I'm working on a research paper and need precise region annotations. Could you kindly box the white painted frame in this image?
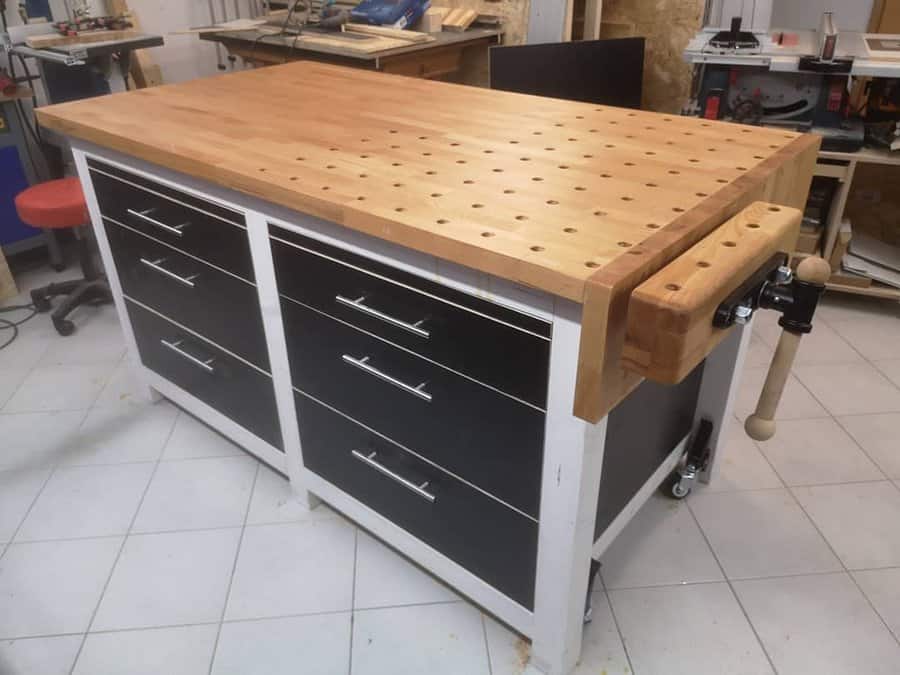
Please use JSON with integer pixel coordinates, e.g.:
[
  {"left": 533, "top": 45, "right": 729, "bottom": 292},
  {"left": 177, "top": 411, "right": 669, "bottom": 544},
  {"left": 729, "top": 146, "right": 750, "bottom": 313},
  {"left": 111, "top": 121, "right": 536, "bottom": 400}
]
[{"left": 72, "top": 142, "right": 749, "bottom": 675}]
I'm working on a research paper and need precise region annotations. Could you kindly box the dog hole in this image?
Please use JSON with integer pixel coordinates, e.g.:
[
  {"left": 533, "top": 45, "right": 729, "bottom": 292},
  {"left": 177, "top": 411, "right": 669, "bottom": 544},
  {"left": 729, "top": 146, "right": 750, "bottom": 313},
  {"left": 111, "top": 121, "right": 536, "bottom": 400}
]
[
  {"left": 722, "top": 240, "right": 737, "bottom": 247},
  {"left": 665, "top": 283, "right": 681, "bottom": 291},
  {"left": 697, "top": 261, "right": 711, "bottom": 268},
  {"left": 530, "top": 245, "right": 544, "bottom": 252}
]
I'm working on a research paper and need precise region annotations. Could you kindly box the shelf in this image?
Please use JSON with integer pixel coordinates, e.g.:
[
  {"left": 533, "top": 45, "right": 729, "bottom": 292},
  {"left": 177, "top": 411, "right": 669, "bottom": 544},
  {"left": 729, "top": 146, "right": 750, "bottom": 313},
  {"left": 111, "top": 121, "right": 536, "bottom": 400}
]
[
  {"left": 826, "top": 278, "right": 900, "bottom": 300},
  {"left": 819, "top": 146, "right": 900, "bottom": 167}
]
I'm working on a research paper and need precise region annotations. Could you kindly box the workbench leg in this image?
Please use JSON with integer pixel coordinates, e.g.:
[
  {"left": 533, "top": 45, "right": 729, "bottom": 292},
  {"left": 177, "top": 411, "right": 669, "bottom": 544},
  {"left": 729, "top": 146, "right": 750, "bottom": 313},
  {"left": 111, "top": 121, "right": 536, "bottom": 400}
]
[
  {"left": 244, "top": 211, "right": 320, "bottom": 509},
  {"left": 529, "top": 300, "right": 607, "bottom": 675},
  {"left": 696, "top": 322, "right": 752, "bottom": 485},
  {"left": 72, "top": 149, "right": 164, "bottom": 408},
  {"left": 293, "top": 486, "right": 323, "bottom": 510}
]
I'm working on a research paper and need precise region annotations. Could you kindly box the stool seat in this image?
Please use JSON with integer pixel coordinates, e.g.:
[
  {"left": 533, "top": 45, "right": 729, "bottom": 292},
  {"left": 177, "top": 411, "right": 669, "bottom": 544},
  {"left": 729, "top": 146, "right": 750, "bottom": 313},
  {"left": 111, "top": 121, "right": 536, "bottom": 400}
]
[{"left": 15, "top": 177, "right": 88, "bottom": 230}]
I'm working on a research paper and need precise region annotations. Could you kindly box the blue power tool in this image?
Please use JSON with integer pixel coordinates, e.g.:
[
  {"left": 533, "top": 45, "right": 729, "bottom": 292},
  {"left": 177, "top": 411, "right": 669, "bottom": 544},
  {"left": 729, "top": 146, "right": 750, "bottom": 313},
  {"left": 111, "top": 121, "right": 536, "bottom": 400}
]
[{"left": 350, "top": 0, "right": 430, "bottom": 29}]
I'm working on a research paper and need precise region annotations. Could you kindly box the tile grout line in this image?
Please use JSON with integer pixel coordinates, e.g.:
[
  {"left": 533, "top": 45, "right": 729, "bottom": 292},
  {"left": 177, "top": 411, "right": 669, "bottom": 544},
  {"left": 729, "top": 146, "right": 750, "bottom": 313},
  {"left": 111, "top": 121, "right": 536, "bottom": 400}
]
[
  {"left": 0, "top": 407, "right": 93, "bottom": 562},
  {"left": 683, "top": 499, "right": 781, "bottom": 675},
  {"left": 66, "top": 399, "right": 178, "bottom": 675},
  {"left": 784, "top": 480, "right": 900, "bottom": 650},
  {"left": 347, "top": 527, "right": 359, "bottom": 675},
  {"left": 599, "top": 565, "right": 900, "bottom": 594},
  {"left": 480, "top": 613, "right": 494, "bottom": 675},
  {"left": 830, "top": 414, "right": 896, "bottom": 483},
  {"left": 207, "top": 460, "right": 261, "bottom": 675},
  {"left": 599, "top": 582, "right": 636, "bottom": 675}
]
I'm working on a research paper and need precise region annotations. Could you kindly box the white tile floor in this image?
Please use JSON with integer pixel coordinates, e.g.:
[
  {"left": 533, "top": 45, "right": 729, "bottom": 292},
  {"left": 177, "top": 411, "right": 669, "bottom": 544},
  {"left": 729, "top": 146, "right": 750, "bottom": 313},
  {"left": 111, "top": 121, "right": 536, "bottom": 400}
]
[{"left": 2, "top": 265, "right": 900, "bottom": 675}]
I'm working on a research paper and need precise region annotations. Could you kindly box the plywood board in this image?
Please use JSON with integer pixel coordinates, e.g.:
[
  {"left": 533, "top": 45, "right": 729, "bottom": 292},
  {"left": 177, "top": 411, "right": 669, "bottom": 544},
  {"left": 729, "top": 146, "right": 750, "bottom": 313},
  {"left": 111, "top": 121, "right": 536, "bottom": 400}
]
[
  {"left": 36, "top": 62, "right": 818, "bottom": 421},
  {"left": 25, "top": 29, "right": 142, "bottom": 49},
  {"left": 443, "top": 8, "right": 477, "bottom": 31},
  {"left": 0, "top": 249, "right": 17, "bottom": 303},
  {"left": 345, "top": 24, "right": 434, "bottom": 42}
]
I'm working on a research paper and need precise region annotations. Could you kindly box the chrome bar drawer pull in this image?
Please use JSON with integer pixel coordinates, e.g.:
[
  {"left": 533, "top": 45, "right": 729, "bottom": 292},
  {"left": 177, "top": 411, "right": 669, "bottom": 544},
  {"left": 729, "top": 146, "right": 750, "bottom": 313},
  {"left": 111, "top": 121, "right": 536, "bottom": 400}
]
[
  {"left": 139, "top": 257, "right": 199, "bottom": 288},
  {"left": 160, "top": 338, "right": 216, "bottom": 373},
  {"left": 335, "top": 294, "right": 430, "bottom": 339},
  {"left": 127, "top": 208, "right": 191, "bottom": 237},
  {"left": 351, "top": 450, "right": 436, "bottom": 503},
  {"left": 341, "top": 354, "right": 432, "bottom": 402}
]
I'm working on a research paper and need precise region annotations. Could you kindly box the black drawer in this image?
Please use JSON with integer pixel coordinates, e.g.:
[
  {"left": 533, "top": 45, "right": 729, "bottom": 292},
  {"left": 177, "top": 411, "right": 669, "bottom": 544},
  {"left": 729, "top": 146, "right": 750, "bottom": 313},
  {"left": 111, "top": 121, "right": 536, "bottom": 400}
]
[
  {"left": 88, "top": 160, "right": 254, "bottom": 282},
  {"left": 283, "top": 299, "right": 545, "bottom": 518},
  {"left": 270, "top": 226, "right": 551, "bottom": 409},
  {"left": 297, "top": 393, "right": 537, "bottom": 609},
  {"left": 106, "top": 221, "right": 270, "bottom": 372},
  {"left": 126, "top": 299, "right": 283, "bottom": 451}
]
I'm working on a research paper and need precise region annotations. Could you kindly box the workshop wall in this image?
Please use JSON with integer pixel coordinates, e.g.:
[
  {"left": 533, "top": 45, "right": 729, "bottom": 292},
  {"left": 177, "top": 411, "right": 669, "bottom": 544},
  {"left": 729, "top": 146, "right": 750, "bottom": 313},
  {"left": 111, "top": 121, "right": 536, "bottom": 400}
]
[
  {"left": 123, "top": 0, "right": 246, "bottom": 84},
  {"left": 599, "top": 0, "right": 704, "bottom": 114},
  {"left": 773, "top": 0, "right": 874, "bottom": 32},
  {"left": 437, "top": 0, "right": 530, "bottom": 86}
]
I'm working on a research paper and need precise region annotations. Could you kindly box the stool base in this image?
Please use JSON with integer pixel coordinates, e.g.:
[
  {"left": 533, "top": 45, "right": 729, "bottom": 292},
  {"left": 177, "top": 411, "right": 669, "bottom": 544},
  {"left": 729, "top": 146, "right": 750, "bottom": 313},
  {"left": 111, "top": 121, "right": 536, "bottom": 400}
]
[{"left": 31, "top": 278, "right": 113, "bottom": 336}]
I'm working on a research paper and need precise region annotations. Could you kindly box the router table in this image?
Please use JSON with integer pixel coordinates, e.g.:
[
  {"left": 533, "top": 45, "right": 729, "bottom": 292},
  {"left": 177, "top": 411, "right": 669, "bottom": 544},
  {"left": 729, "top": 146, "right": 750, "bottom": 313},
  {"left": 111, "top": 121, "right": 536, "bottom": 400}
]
[{"left": 38, "top": 62, "right": 823, "bottom": 675}]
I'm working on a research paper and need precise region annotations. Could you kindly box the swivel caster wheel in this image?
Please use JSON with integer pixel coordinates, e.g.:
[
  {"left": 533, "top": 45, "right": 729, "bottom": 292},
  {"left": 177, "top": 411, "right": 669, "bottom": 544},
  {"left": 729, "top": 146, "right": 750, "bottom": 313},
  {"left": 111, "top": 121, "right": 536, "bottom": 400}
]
[
  {"left": 53, "top": 318, "right": 75, "bottom": 336},
  {"left": 30, "top": 290, "right": 52, "bottom": 313},
  {"left": 52, "top": 263, "right": 66, "bottom": 272},
  {"left": 664, "top": 471, "right": 692, "bottom": 499}
]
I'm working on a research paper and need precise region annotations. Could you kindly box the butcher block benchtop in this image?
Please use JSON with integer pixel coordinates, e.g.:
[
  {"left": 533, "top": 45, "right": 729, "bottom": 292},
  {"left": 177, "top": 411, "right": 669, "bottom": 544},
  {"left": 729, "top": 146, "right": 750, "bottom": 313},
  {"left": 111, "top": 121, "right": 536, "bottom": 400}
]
[{"left": 38, "top": 62, "right": 819, "bottom": 421}]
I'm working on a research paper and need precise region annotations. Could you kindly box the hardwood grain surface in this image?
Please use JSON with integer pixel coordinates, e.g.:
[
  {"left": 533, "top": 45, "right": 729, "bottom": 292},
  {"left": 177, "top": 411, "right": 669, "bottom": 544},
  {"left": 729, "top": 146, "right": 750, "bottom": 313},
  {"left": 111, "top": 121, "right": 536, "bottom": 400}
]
[
  {"left": 37, "top": 62, "right": 820, "bottom": 421},
  {"left": 37, "top": 61, "right": 812, "bottom": 304}
]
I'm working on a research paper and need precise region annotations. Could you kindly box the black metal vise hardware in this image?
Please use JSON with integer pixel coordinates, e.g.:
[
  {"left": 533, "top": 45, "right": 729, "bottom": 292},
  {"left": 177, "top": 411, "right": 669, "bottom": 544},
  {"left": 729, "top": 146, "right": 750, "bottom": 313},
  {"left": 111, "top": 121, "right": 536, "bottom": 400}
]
[{"left": 713, "top": 252, "right": 827, "bottom": 334}]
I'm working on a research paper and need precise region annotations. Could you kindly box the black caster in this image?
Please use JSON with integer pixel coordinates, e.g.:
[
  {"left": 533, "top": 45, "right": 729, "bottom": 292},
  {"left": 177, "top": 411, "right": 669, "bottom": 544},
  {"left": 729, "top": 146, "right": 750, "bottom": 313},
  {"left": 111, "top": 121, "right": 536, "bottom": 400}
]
[
  {"left": 53, "top": 318, "right": 75, "bottom": 336},
  {"left": 30, "top": 290, "right": 52, "bottom": 313},
  {"left": 662, "top": 419, "right": 714, "bottom": 500},
  {"left": 52, "top": 263, "right": 66, "bottom": 272},
  {"left": 663, "top": 471, "right": 692, "bottom": 499}
]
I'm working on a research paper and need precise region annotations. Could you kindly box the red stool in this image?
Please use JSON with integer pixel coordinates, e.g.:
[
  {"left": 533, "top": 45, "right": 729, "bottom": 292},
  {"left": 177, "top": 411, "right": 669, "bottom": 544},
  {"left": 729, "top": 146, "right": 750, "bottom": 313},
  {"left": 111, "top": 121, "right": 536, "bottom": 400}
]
[{"left": 15, "top": 177, "right": 111, "bottom": 336}]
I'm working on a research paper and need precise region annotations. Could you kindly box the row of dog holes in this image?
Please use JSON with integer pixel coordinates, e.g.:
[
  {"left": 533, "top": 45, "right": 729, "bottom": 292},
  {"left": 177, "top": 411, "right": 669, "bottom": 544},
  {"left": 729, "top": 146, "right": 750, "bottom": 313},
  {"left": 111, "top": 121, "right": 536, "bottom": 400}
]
[{"left": 662, "top": 209, "right": 779, "bottom": 291}]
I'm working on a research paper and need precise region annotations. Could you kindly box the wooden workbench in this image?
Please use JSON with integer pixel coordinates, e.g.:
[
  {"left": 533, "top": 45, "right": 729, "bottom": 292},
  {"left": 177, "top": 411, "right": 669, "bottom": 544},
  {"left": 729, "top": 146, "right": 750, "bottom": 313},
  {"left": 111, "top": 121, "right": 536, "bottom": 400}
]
[
  {"left": 38, "top": 62, "right": 817, "bottom": 420},
  {"left": 38, "top": 62, "right": 818, "bottom": 675},
  {"left": 199, "top": 27, "right": 502, "bottom": 78}
]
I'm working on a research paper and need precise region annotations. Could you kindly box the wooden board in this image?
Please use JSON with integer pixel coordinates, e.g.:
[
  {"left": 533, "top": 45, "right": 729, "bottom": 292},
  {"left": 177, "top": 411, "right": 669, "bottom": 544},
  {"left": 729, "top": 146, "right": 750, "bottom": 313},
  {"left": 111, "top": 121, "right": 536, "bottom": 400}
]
[
  {"left": 0, "top": 248, "right": 16, "bottom": 303},
  {"left": 107, "top": 0, "right": 164, "bottom": 88},
  {"left": 345, "top": 24, "right": 434, "bottom": 43},
  {"left": 25, "top": 30, "right": 142, "bottom": 49},
  {"left": 624, "top": 201, "right": 801, "bottom": 384},
  {"left": 443, "top": 8, "right": 477, "bottom": 31},
  {"left": 35, "top": 62, "right": 818, "bottom": 421}
]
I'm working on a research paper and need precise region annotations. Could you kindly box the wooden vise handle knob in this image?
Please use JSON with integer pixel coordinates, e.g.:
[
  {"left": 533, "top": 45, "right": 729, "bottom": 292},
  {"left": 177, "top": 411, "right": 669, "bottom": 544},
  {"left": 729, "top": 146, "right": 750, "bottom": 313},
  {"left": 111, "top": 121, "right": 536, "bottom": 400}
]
[{"left": 745, "top": 256, "right": 831, "bottom": 441}]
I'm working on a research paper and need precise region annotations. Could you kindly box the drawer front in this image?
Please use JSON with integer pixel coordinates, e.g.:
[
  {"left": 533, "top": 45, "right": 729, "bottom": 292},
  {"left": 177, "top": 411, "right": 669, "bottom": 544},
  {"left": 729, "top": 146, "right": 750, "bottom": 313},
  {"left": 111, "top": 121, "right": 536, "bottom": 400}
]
[
  {"left": 297, "top": 393, "right": 538, "bottom": 609},
  {"left": 126, "top": 299, "right": 283, "bottom": 451},
  {"left": 106, "top": 221, "right": 270, "bottom": 371},
  {"left": 88, "top": 160, "right": 254, "bottom": 282},
  {"left": 282, "top": 299, "right": 544, "bottom": 518},
  {"left": 270, "top": 226, "right": 551, "bottom": 409}
]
